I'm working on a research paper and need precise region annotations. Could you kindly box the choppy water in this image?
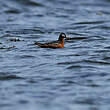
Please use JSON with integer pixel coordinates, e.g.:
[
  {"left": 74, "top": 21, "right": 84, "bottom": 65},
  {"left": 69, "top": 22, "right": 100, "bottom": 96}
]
[{"left": 1, "top": 0, "right": 110, "bottom": 110}]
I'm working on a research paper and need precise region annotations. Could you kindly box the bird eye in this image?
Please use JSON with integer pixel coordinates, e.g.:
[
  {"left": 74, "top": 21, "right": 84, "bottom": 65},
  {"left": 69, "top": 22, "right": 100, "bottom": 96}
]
[{"left": 62, "top": 34, "right": 66, "bottom": 37}]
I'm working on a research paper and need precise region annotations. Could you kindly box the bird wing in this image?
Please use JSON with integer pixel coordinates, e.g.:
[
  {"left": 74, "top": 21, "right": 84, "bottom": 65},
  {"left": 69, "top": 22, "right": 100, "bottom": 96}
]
[{"left": 34, "top": 42, "right": 63, "bottom": 48}]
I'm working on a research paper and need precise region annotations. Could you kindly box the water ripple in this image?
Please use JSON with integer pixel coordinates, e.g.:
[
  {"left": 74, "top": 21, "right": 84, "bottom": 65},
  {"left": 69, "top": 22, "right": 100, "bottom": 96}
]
[
  {"left": 75, "top": 20, "right": 107, "bottom": 25},
  {"left": 0, "top": 74, "right": 24, "bottom": 81},
  {"left": 0, "top": 0, "right": 110, "bottom": 110},
  {"left": 13, "top": 0, "right": 44, "bottom": 7}
]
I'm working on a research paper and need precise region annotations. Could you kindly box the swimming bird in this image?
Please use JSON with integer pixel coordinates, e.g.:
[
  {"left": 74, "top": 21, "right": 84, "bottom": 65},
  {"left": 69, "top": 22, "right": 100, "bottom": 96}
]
[{"left": 35, "top": 33, "right": 68, "bottom": 48}]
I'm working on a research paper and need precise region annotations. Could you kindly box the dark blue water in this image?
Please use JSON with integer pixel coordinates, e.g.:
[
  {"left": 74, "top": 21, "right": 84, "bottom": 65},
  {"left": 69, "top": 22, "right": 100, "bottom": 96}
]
[{"left": 1, "top": 0, "right": 110, "bottom": 110}]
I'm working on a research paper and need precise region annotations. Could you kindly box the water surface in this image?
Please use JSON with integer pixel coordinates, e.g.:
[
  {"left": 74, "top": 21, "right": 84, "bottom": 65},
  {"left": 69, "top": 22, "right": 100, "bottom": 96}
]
[{"left": 1, "top": 0, "right": 110, "bottom": 110}]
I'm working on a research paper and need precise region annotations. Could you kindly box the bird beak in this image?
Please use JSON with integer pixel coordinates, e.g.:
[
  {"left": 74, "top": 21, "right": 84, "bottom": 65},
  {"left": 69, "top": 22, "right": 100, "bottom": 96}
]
[{"left": 65, "top": 36, "right": 70, "bottom": 40}]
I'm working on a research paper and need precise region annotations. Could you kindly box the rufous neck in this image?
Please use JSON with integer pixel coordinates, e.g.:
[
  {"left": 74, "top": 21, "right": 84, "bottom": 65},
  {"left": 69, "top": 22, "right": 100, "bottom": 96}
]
[{"left": 60, "top": 38, "right": 64, "bottom": 46}]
